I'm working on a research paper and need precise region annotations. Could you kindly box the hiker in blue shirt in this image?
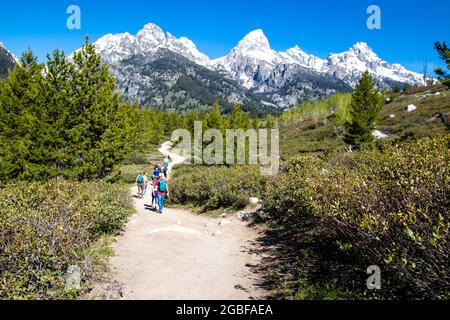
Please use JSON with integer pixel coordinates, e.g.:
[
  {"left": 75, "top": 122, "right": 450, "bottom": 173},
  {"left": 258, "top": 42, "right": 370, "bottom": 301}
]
[
  {"left": 153, "top": 165, "right": 161, "bottom": 180},
  {"left": 136, "top": 172, "right": 145, "bottom": 199},
  {"left": 156, "top": 173, "right": 169, "bottom": 214}
]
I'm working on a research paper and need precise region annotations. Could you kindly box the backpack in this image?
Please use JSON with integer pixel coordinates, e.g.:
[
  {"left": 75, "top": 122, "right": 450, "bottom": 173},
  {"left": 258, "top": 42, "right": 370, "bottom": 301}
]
[
  {"left": 137, "top": 175, "right": 144, "bottom": 184},
  {"left": 158, "top": 179, "right": 167, "bottom": 193}
]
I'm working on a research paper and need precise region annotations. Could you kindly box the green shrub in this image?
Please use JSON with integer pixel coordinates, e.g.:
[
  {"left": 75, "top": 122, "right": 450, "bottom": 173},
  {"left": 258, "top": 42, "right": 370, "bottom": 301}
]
[
  {"left": 259, "top": 136, "right": 449, "bottom": 299},
  {"left": 170, "top": 165, "right": 266, "bottom": 213},
  {"left": 112, "top": 164, "right": 152, "bottom": 184},
  {"left": 0, "top": 180, "right": 134, "bottom": 299}
]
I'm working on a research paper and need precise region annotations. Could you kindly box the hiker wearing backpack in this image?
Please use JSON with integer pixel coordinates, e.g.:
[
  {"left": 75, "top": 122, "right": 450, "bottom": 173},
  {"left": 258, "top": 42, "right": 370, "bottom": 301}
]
[
  {"left": 156, "top": 173, "right": 169, "bottom": 214},
  {"left": 136, "top": 172, "right": 145, "bottom": 198},
  {"left": 153, "top": 165, "right": 161, "bottom": 181},
  {"left": 163, "top": 156, "right": 170, "bottom": 178}
]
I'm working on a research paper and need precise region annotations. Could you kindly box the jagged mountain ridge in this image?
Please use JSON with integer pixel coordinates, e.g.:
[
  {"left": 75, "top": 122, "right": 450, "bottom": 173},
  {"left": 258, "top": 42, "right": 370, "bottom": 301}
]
[
  {"left": 211, "top": 30, "right": 423, "bottom": 92},
  {"left": 93, "top": 23, "right": 210, "bottom": 67},
  {"left": 324, "top": 42, "right": 424, "bottom": 89},
  {"left": 82, "top": 23, "right": 425, "bottom": 112}
]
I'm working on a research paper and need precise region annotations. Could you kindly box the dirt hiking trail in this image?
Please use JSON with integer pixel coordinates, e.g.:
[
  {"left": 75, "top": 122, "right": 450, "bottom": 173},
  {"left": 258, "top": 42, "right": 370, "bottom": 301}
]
[{"left": 100, "top": 142, "right": 270, "bottom": 300}]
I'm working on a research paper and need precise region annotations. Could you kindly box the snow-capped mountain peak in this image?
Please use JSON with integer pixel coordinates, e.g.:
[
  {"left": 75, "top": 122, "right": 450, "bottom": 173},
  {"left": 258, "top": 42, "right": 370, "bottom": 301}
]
[
  {"left": 280, "top": 45, "right": 326, "bottom": 70},
  {"left": 325, "top": 42, "right": 424, "bottom": 87},
  {"left": 226, "top": 29, "right": 281, "bottom": 66},
  {"left": 141, "top": 22, "right": 164, "bottom": 33},
  {"left": 211, "top": 29, "right": 283, "bottom": 89},
  {"left": 91, "top": 23, "right": 210, "bottom": 66},
  {"left": 95, "top": 33, "right": 136, "bottom": 63},
  {"left": 328, "top": 42, "right": 380, "bottom": 66},
  {"left": 350, "top": 42, "right": 380, "bottom": 62},
  {"left": 237, "top": 29, "right": 271, "bottom": 50},
  {"left": 136, "top": 23, "right": 166, "bottom": 50},
  {"left": 351, "top": 41, "right": 371, "bottom": 51}
]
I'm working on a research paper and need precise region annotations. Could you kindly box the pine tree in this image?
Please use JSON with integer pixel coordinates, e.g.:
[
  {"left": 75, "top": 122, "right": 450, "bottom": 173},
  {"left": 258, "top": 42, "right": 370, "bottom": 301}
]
[
  {"left": 402, "top": 83, "right": 410, "bottom": 93},
  {"left": 0, "top": 50, "right": 46, "bottom": 181},
  {"left": 227, "top": 104, "right": 251, "bottom": 130},
  {"left": 67, "top": 37, "right": 133, "bottom": 179},
  {"left": 0, "top": 39, "right": 140, "bottom": 182},
  {"left": 40, "top": 49, "right": 75, "bottom": 178},
  {"left": 203, "top": 100, "right": 223, "bottom": 132},
  {"left": 344, "top": 71, "right": 382, "bottom": 148},
  {"left": 434, "top": 41, "right": 450, "bottom": 87}
]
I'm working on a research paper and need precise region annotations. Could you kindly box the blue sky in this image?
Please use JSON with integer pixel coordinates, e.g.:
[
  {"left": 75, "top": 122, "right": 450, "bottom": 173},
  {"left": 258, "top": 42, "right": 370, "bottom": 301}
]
[{"left": 0, "top": 0, "right": 449, "bottom": 73}]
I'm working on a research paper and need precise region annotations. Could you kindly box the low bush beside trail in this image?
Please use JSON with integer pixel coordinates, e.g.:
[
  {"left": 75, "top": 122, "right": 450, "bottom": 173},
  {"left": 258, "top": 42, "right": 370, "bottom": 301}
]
[
  {"left": 0, "top": 180, "right": 134, "bottom": 299},
  {"left": 258, "top": 136, "right": 449, "bottom": 299},
  {"left": 169, "top": 165, "right": 267, "bottom": 213}
]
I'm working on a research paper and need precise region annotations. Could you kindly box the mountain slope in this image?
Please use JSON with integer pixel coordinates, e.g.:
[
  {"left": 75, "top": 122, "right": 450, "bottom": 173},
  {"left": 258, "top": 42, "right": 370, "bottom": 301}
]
[
  {"left": 0, "top": 42, "right": 17, "bottom": 79},
  {"left": 110, "top": 49, "right": 277, "bottom": 114}
]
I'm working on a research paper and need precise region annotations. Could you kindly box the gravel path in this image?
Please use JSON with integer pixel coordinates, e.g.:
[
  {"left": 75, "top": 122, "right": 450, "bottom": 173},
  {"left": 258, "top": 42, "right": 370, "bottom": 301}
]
[{"left": 103, "top": 142, "right": 269, "bottom": 300}]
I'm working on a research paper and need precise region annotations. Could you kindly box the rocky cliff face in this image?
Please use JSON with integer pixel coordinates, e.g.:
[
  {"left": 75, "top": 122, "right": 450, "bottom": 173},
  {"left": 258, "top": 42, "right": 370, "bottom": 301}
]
[{"left": 0, "top": 42, "right": 18, "bottom": 79}]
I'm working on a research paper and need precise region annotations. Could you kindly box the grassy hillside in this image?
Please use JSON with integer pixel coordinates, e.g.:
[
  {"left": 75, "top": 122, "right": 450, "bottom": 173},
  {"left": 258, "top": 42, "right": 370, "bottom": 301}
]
[{"left": 279, "top": 85, "right": 449, "bottom": 160}]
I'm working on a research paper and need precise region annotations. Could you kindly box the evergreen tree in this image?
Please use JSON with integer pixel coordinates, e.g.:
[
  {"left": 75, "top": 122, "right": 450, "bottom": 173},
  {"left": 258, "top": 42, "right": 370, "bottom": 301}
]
[
  {"left": 0, "top": 50, "right": 46, "bottom": 181},
  {"left": 226, "top": 104, "right": 251, "bottom": 130},
  {"left": 434, "top": 41, "right": 450, "bottom": 87},
  {"left": 184, "top": 109, "right": 199, "bottom": 133},
  {"left": 344, "top": 71, "right": 382, "bottom": 148},
  {"left": 0, "top": 39, "right": 139, "bottom": 182},
  {"left": 68, "top": 37, "right": 135, "bottom": 179},
  {"left": 402, "top": 83, "right": 410, "bottom": 93},
  {"left": 40, "top": 49, "right": 76, "bottom": 178},
  {"left": 203, "top": 100, "right": 223, "bottom": 132}
]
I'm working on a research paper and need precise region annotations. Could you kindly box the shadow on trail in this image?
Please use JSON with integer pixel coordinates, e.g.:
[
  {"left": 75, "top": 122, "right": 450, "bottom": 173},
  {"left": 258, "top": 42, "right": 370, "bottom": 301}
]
[
  {"left": 240, "top": 231, "right": 282, "bottom": 300},
  {"left": 144, "top": 204, "right": 160, "bottom": 213}
]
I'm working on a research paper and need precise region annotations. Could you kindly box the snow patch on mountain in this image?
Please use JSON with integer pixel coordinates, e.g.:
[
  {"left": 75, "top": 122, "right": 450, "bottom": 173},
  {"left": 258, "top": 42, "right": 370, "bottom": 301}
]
[
  {"left": 279, "top": 45, "right": 326, "bottom": 70},
  {"left": 0, "top": 41, "right": 20, "bottom": 64}
]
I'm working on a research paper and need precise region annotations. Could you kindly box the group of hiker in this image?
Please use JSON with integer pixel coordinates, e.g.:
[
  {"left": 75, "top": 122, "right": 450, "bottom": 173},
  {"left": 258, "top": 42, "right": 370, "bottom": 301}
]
[{"left": 136, "top": 156, "right": 171, "bottom": 214}]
